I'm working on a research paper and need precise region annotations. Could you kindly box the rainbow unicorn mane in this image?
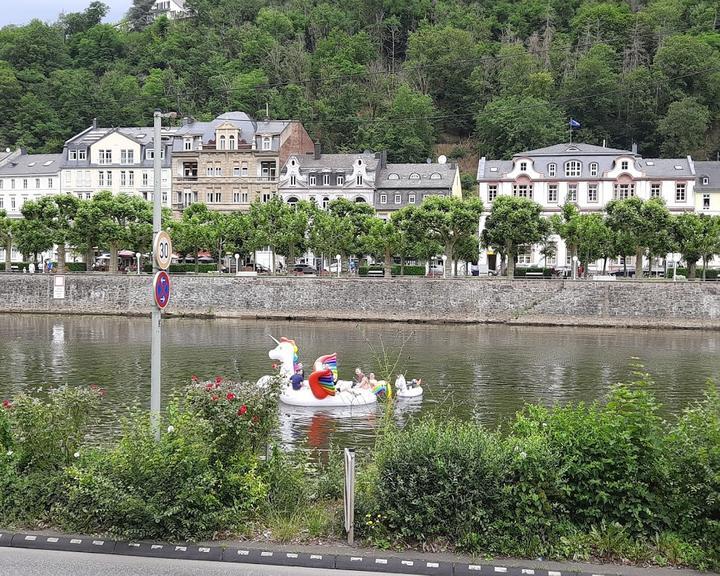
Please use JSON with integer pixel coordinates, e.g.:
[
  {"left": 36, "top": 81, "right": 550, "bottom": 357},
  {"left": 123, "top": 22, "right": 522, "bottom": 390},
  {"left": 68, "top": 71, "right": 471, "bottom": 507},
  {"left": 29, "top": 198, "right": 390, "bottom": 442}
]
[
  {"left": 317, "top": 353, "right": 338, "bottom": 382},
  {"left": 318, "top": 371, "right": 336, "bottom": 396},
  {"left": 281, "top": 337, "right": 300, "bottom": 371}
]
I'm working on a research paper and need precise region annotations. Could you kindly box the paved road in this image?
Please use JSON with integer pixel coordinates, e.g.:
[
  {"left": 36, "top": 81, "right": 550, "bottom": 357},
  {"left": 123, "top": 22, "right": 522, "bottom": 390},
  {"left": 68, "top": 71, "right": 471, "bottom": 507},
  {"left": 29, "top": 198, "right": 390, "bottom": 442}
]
[{"left": 0, "top": 548, "right": 399, "bottom": 576}]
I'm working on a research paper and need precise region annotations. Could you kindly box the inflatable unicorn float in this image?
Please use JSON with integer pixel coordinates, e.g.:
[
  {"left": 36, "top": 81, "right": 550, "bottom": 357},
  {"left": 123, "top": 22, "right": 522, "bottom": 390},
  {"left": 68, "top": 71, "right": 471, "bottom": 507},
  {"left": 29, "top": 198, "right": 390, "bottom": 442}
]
[{"left": 259, "top": 337, "right": 422, "bottom": 407}]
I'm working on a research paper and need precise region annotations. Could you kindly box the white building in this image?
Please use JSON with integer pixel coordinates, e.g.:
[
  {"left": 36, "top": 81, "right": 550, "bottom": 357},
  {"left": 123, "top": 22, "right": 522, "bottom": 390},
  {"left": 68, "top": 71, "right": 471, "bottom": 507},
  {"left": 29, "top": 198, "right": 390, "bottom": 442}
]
[
  {"left": 477, "top": 143, "right": 697, "bottom": 272},
  {"left": 0, "top": 150, "right": 62, "bottom": 263},
  {"left": 62, "top": 121, "right": 176, "bottom": 207},
  {"left": 149, "top": 0, "right": 188, "bottom": 20},
  {"left": 278, "top": 145, "right": 378, "bottom": 208}
]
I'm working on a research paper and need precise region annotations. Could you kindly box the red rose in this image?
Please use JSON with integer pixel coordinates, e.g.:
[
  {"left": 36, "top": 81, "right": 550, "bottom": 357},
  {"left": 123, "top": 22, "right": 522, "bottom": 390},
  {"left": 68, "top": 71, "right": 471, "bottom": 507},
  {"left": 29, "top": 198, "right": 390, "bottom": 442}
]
[
  {"left": 215, "top": 376, "right": 223, "bottom": 384},
  {"left": 191, "top": 375, "right": 199, "bottom": 382},
  {"left": 211, "top": 395, "right": 218, "bottom": 401},
  {"left": 238, "top": 405, "right": 247, "bottom": 415},
  {"left": 252, "top": 415, "right": 259, "bottom": 423},
  {"left": 226, "top": 392, "right": 236, "bottom": 401},
  {"left": 205, "top": 383, "right": 214, "bottom": 390},
  {"left": 2, "top": 400, "right": 11, "bottom": 409}
]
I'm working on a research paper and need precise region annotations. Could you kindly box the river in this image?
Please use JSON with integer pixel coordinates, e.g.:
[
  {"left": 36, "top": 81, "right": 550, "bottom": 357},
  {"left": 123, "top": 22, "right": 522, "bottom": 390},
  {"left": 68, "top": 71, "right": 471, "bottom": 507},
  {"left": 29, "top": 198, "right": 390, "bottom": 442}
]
[{"left": 0, "top": 314, "right": 718, "bottom": 450}]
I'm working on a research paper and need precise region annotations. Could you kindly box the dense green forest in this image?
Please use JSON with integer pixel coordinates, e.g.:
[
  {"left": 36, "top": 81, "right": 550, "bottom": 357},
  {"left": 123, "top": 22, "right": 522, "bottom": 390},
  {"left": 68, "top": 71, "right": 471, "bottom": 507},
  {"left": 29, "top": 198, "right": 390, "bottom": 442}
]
[{"left": 1, "top": 0, "right": 720, "bottom": 162}]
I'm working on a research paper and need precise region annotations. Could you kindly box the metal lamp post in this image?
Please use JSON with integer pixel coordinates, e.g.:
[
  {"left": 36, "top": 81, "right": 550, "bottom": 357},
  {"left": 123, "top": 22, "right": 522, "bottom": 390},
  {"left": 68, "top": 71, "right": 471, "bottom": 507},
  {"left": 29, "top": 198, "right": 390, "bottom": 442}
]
[
  {"left": 572, "top": 255, "right": 578, "bottom": 280},
  {"left": 136, "top": 252, "right": 141, "bottom": 275},
  {"left": 336, "top": 254, "right": 341, "bottom": 278},
  {"left": 442, "top": 254, "right": 447, "bottom": 279},
  {"left": 234, "top": 253, "right": 240, "bottom": 275}
]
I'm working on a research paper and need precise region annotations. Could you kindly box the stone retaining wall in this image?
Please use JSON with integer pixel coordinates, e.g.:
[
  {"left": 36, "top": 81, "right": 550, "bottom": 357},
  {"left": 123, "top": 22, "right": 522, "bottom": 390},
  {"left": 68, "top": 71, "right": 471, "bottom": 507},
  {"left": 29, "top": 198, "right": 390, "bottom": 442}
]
[{"left": 1, "top": 274, "right": 719, "bottom": 329}]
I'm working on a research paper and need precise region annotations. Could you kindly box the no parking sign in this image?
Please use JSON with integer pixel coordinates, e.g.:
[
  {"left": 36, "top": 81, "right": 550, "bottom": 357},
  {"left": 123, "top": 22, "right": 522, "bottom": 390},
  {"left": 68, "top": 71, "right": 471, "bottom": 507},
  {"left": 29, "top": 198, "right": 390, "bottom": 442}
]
[{"left": 153, "top": 270, "right": 171, "bottom": 310}]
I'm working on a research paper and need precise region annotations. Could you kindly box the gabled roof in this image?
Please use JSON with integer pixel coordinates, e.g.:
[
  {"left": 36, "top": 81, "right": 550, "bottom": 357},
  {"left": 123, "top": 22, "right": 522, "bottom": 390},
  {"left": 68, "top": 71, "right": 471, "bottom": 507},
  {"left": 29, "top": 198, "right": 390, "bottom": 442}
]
[
  {"left": 290, "top": 153, "right": 379, "bottom": 172},
  {"left": 66, "top": 125, "right": 177, "bottom": 148},
  {"left": 0, "top": 153, "right": 63, "bottom": 175},
  {"left": 638, "top": 158, "right": 694, "bottom": 178},
  {"left": 694, "top": 161, "right": 720, "bottom": 190},
  {"left": 517, "top": 143, "right": 635, "bottom": 157}
]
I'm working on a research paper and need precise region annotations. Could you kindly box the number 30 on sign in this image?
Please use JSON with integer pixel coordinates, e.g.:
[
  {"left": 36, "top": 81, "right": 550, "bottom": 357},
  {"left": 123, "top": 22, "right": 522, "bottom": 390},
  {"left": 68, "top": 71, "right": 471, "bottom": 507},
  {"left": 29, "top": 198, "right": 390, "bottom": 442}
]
[{"left": 154, "top": 230, "right": 173, "bottom": 270}]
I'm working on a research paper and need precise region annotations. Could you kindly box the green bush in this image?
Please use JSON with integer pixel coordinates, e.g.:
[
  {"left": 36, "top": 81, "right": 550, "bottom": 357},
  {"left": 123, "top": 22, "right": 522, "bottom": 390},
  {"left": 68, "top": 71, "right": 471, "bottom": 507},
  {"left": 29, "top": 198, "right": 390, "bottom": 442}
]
[
  {"left": 56, "top": 408, "right": 268, "bottom": 540},
  {"left": 359, "top": 265, "right": 425, "bottom": 276},
  {"left": 675, "top": 267, "right": 719, "bottom": 280},
  {"left": 514, "top": 266, "right": 554, "bottom": 277},
  {"left": 0, "top": 262, "right": 30, "bottom": 271},
  {"left": 143, "top": 263, "right": 219, "bottom": 274}
]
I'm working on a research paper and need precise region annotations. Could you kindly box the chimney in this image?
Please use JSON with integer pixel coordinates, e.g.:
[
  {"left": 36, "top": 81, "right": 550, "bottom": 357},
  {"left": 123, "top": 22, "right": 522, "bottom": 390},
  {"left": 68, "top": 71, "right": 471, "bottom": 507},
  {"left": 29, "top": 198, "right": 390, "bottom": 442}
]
[
  {"left": 92, "top": 117, "right": 98, "bottom": 129},
  {"left": 631, "top": 142, "right": 638, "bottom": 154},
  {"left": 382, "top": 150, "right": 387, "bottom": 169},
  {"left": 314, "top": 141, "right": 321, "bottom": 160}
]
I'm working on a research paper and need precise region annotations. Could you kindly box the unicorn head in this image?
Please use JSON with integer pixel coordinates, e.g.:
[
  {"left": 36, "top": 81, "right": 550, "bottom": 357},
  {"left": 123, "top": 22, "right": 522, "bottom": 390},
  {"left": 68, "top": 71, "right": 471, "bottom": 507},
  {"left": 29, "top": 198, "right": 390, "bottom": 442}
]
[{"left": 269, "top": 336, "right": 299, "bottom": 379}]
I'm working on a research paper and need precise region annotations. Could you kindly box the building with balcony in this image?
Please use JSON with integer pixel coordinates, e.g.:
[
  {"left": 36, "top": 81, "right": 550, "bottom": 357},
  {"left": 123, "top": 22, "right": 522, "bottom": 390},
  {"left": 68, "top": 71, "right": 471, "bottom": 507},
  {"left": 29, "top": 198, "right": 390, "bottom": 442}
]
[
  {"left": 61, "top": 120, "right": 176, "bottom": 206},
  {"left": 278, "top": 144, "right": 378, "bottom": 208},
  {"left": 476, "top": 142, "right": 699, "bottom": 272},
  {"left": 171, "top": 112, "right": 314, "bottom": 214}
]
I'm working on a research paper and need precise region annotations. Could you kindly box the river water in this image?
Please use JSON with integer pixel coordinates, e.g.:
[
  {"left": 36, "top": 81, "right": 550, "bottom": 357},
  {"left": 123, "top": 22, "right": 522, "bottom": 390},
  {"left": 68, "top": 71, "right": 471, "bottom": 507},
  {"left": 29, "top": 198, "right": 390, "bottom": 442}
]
[{"left": 0, "top": 314, "right": 718, "bottom": 450}]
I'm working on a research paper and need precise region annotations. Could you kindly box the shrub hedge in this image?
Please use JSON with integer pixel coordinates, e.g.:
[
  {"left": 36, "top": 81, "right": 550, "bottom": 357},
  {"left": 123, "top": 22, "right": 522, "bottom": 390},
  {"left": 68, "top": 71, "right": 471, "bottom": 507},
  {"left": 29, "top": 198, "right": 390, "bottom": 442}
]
[
  {"left": 675, "top": 267, "right": 719, "bottom": 280},
  {"left": 143, "top": 263, "right": 219, "bottom": 274},
  {"left": 359, "top": 265, "right": 425, "bottom": 276},
  {"left": 513, "top": 266, "right": 555, "bottom": 277}
]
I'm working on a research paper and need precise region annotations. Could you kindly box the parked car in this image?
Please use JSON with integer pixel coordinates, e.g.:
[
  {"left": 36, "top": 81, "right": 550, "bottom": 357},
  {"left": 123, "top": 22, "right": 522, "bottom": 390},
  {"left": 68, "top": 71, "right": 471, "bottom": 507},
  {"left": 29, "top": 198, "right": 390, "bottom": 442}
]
[
  {"left": 292, "top": 263, "right": 317, "bottom": 275},
  {"left": 255, "top": 263, "right": 271, "bottom": 273}
]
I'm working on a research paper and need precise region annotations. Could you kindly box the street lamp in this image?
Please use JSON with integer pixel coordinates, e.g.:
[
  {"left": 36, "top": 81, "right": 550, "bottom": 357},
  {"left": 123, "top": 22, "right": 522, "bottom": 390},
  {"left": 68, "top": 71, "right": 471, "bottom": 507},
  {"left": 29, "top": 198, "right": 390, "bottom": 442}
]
[
  {"left": 234, "top": 253, "right": 240, "bottom": 275},
  {"left": 136, "top": 252, "right": 141, "bottom": 275},
  {"left": 442, "top": 254, "right": 447, "bottom": 279},
  {"left": 572, "top": 255, "right": 578, "bottom": 280},
  {"left": 335, "top": 254, "right": 341, "bottom": 278}
]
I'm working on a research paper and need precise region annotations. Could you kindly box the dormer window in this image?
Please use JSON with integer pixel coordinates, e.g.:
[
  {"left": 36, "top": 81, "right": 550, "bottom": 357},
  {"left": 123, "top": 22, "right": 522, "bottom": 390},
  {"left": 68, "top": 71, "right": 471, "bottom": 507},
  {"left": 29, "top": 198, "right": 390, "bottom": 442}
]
[
  {"left": 548, "top": 163, "right": 556, "bottom": 177},
  {"left": 409, "top": 173, "right": 420, "bottom": 180},
  {"left": 356, "top": 175, "right": 363, "bottom": 185},
  {"left": 184, "top": 138, "right": 192, "bottom": 151},
  {"left": 430, "top": 172, "right": 442, "bottom": 179},
  {"left": 519, "top": 161, "right": 528, "bottom": 172},
  {"left": 388, "top": 173, "right": 399, "bottom": 180},
  {"left": 228, "top": 135, "right": 235, "bottom": 150},
  {"left": 564, "top": 160, "right": 581, "bottom": 177},
  {"left": 69, "top": 150, "right": 77, "bottom": 160},
  {"left": 703, "top": 177, "right": 709, "bottom": 185},
  {"left": 219, "top": 135, "right": 226, "bottom": 150},
  {"left": 620, "top": 160, "right": 629, "bottom": 171},
  {"left": 309, "top": 174, "right": 316, "bottom": 186},
  {"left": 290, "top": 175, "right": 297, "bottom": 186},
  {"left": 337, "top": 175, "right": 344, "bottom": 185},
  {"left": 262, "top": 136, "right": 271, "bottom": 151},
  {"left": 589, "top": 162, "right": 598, "bottom": 176},
  {"left": 323, "top": 174, "right": 330, "bottom": 186}
]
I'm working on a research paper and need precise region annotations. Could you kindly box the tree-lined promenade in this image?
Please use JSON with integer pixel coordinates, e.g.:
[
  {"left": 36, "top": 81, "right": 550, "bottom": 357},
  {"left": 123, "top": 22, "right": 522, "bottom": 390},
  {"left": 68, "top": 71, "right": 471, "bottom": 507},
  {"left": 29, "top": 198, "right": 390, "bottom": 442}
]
[{"left": 2, "top": 191, "right": 719, "bottom": 279}]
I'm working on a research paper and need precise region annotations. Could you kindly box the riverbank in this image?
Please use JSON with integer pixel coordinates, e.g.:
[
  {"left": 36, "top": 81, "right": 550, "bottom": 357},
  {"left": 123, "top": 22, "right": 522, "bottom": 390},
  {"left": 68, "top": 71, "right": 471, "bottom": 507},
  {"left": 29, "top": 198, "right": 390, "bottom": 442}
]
[{"left": 2, "top": 274, "right": 720, "bottom": 330}]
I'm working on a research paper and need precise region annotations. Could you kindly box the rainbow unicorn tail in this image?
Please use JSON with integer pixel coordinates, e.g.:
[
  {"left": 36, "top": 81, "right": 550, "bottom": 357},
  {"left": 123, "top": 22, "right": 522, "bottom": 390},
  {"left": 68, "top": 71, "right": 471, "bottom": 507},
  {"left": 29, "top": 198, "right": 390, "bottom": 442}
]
[
  {"left": 316, "top": 353, "right": 338, "bottom": 382},
  {"left": 308, "top": 368, "right": 336, "bottom": 399},
  {"left": 372, "top": 380, "right": 391, "bottom": 399}
]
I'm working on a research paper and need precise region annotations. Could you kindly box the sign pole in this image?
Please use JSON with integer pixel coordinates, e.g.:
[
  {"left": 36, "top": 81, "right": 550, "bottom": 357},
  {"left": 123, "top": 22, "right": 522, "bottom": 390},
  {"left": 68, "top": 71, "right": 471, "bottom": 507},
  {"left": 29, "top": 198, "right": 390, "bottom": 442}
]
[
  {"left": 151, "top": 110, "right": 163, "bottom": 440},
  {"left": 344, "top": 448, "right": 356, "bottom": 545}
]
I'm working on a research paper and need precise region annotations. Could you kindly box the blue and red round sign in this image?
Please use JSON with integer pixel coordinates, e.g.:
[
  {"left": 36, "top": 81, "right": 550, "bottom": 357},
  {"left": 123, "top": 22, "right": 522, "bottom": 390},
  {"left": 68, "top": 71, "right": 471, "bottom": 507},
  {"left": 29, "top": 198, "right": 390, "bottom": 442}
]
[{"left": 153, "top": 271, "right": 171, "bottom": 310}]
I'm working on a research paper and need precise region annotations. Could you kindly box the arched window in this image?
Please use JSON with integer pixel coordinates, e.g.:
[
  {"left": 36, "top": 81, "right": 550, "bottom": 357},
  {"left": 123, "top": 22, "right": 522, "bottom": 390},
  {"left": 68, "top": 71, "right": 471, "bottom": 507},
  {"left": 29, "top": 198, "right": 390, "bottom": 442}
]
[
  {"left": 322, "top": 196, "right": 330, "bottom": 209},
  {"left": 228, "top": 135, "right": 235, "bottom": 150},
  {"left": 409, "top": 173, "right": 420, "bottom": 180},
  {"left": 388, "top": 173, "right": 400, "bottom": 180},
  {"left": 547, "top": 163, "right": 557, "bottom": 177},
  {"left": 287, "top": 196, "right": 299, "bottom": 207},
  {"left": 589, "top": 162, "right": 599, "bottom": 177},
  {"left": 430, "top": 172, "right": 441, "bottom": 179},
  {"left": 219, "top": 135, "right": 226, "bottom": 150},
  {"left": 354, "top": 197, "right": 366, "bottom": 203},
  {"left": 564, "top": 160, "right": 581, "bottom": 177}
]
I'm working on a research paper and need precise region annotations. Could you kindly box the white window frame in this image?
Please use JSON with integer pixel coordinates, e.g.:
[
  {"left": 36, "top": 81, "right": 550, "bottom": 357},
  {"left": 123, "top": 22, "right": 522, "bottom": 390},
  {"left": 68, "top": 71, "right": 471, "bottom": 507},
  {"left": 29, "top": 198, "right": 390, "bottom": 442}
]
[
  {"left": 69, "top": 150, "right": 77, "bottom": 161},
  {"left": 356, "top": 175, "right": 363, "bottom": 185},
  {"left": 703, "top": 193, "right": 710, "bottom": 210},
  {"left": 380, "top": 194, "right": 387, "bottom": 204},
  {"left": 262, "top": 136, "right": 272, "bottom": 151},
  {"left": 614, "top": 183, "right": 635, "bottom": 199},
  {"left": 184, "top": 138, "right": 193, "bottom": 151},
  {"left": 394, "top": 194, "right": 401, "bottom": 204},
  {"left": 547, "top": 163, "right": 556, "bottom": 177},
  {"left": 675, "top": 183, "right": 686, "bottom": 202},
  {"left": 589, "top": 162, "right": 598, "bottom": 177},
  {"left": 519, "top": 161, "right": 527, "bottom": 172},
  {"left": 547, "top": 184, "right": 558, "bottom": 203},
  {"left": 337, "top": 175, "right": 344, "bottom": 185},
  {"left": 650, "top": 183, "right": 661, "bottom": 198},
  {"left": 309, "top": 175, "right": 317, "bottom": 186},
  {"left": 567, "top": 183, "right": 577, "bottom": 202},
  {"left": 409, "top": 194, "right": 416, "bottom": 204},
  {"left": 323, "top": 174, "right": 330, "bottom": 186},
  {"left": 588, "top": 184, "right": 598, "bottom": 203},
  {"left": 488, "top": 184, "right": 498, "bottom": 202},
  {"left": 564, "top": 160, "right": 581, "bottom": 177},
  {"left": 512, "top": 183, "right": 533, "bottom": 199},
  {"left": 621, "top": 160, "right": 629, "bottom": 171},
  {"left": 290, "top": 175, "right": 297, "bottom": 186}
]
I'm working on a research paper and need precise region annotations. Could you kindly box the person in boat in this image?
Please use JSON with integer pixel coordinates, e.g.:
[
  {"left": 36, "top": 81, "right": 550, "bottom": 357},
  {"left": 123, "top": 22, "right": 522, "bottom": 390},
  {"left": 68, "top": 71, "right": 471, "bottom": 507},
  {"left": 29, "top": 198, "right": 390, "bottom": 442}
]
[
  {"left": 396, "top": 374, "right": 422, "bottom": 391},
  {"left": 290, "top": 366, "right": 304, "bottom": 391},
  {"left": 354, "top": 367, "right": 366, "bottom": 387}
]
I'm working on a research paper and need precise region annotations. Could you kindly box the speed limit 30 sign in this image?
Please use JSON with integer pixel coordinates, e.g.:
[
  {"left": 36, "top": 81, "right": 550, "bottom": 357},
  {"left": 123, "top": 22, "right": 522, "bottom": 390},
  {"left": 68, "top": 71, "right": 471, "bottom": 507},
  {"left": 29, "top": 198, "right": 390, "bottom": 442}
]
[{"left": 153, "top": 230, "right": 173, "bottom": 270}]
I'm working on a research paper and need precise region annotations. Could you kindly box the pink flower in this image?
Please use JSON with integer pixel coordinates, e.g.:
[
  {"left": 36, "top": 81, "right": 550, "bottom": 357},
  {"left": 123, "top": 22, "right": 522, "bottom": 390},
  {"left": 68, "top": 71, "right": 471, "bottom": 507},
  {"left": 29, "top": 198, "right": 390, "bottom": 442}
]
[
  {"left": 99, "top": 388, "right": 107, "bottom": 397},
  {"left": 238, "top": 405, "right": 247, "bottom": 416},
  {"left": 215, "top": 376, "right": 223, "bottom": 384},
  {"left": 191, "top": 375, "right": 199, "bottom": 382},
  {"left": 2, "top": 400, "right": 11, "bottom": 409},
  {"left": 211, "top": 395, "right": 218, "bottom": 401},
  {"left": 226, "top": 392, "right": 236, "bottom": 401},
  {"left": 90, "top": 384, "right": 98, "bottom": 390},
  {"left": 205, "top": 383, "right": 214, "bottom": 391}
]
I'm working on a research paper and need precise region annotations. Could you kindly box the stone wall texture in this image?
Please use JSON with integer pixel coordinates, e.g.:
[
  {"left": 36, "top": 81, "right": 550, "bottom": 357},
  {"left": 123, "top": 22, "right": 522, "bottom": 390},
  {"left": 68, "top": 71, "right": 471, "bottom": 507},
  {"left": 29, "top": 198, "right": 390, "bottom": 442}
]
[{"left": 1, "top": 274, "right": 720, "bottom": 329}]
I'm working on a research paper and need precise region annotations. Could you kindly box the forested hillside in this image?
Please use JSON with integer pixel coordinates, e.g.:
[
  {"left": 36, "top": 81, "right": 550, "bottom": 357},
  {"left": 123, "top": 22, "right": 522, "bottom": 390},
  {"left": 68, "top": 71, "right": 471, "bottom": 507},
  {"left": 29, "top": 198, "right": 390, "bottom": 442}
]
[{"left": 1, "top": 0, "right": 719, "bottom": 161}]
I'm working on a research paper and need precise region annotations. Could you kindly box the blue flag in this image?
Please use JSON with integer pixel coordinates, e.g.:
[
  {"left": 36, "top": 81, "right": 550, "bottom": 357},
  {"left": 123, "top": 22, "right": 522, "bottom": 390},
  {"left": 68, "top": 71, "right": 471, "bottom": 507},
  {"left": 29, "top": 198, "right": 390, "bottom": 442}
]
[{"left": 569, "top": 118, "right": 581, "bottom": 129}]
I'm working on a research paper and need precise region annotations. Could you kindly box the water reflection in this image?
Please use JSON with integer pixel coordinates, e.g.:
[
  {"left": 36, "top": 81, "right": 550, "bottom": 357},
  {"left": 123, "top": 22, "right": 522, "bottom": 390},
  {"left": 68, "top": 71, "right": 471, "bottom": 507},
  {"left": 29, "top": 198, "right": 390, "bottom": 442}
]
[{"left": 0, "top": 313, "right": 719, "bottom": 449}]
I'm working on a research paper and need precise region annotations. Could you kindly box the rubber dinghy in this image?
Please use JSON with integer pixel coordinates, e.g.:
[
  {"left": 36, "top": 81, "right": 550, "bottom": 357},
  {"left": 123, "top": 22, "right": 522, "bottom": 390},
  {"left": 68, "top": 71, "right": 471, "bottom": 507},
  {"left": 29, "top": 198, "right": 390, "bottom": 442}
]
[{"left": 262, "top": 337, "right": 378, "bottom": 407}]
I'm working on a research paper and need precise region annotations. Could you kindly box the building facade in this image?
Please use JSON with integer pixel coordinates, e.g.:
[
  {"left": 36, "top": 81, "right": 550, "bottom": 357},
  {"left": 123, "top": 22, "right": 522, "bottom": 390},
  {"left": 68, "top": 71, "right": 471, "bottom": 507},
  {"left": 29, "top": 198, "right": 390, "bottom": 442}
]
[
  {"left": 693, "top": 161, "right": 720, "bottom": 215},
  {"left": 150, "top": 0, "right": 188, "bottom": 20},
  {"left": 61, "top": 121, "right": 175, "bottom": 206},
  {"left": 375, "top": 159, "right": 462, "bottom": 218},
  {"left": 278, "top": 146, "right": 378, "bottom": 207},
  {"left": 477, "top": 143, "right": 698, "bottom": 271},
  {"left": 171, "top": 112, "right": 314, "bottom": 215}
]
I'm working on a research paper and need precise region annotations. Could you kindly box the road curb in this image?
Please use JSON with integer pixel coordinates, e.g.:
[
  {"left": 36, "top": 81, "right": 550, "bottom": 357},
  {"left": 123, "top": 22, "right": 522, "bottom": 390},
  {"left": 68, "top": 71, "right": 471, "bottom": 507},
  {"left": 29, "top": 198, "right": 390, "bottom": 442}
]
[{"left": 0, "top": 531, "right": 633, "bottom": 576}]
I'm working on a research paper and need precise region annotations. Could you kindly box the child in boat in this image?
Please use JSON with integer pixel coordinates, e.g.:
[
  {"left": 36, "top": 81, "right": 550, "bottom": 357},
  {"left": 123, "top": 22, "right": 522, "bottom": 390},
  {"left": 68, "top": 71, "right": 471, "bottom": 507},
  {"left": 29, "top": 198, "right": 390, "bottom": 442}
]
[{"left": 290, "top": 366, "right": 304, "bottom": 390}]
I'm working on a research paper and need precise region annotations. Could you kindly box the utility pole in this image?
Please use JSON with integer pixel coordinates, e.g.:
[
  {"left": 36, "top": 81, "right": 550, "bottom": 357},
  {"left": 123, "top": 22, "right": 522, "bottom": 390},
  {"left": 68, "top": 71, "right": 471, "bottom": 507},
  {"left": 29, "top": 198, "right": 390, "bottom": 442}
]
[{"left": 151, "top": 110, "right": 175, "bottom": 439}]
